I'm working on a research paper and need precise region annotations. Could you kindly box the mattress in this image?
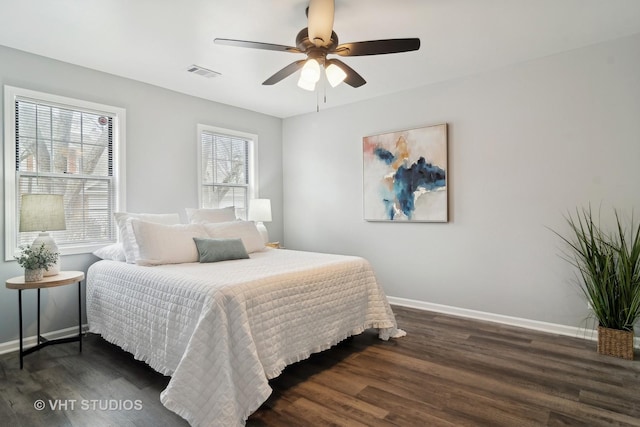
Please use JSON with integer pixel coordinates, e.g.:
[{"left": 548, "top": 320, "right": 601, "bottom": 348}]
[{"left": 86, "top": 248, "right": 404, "bottom": 426}]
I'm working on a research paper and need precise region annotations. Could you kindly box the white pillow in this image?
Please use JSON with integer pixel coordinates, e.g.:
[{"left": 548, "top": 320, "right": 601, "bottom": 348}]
[
  {"left": 203, "top": 221, "right": 265, "bottom": 253},
  {"left": 114, "top": 212, "right": 181, "bottom": 263},
  {"left": 130, "top": 220, "right": 208, "bottom": 266},
  {"left": 93, "top": 243, "right": 126, "bottom": 262},
  {"left": 186, "top": 207, "right": 236, "bottom": 224}
]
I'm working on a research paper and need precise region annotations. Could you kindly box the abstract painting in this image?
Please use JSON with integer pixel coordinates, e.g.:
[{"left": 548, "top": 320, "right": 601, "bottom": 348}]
[{"left": 363, "top": 123, "right": 447, "bottom": 222}]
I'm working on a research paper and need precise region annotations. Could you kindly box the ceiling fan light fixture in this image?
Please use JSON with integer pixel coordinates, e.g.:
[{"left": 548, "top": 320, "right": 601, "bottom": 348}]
[
  {"left": 307, "top": 0, "right": 334, "bottom": 47},
  {"left": 300, "top": 58, "right": 321, "bottom": 83},
  {"left": 297, "top": 74, "right": 317, "bottom": 91},
  {"left": 325, "top": 63, "right": 347, "bottom": 87},
  {"left": 216, "top": 0, "right": 419, "bottom": 90}
]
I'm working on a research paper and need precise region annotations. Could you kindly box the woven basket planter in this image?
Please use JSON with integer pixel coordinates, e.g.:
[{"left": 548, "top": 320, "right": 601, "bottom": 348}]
[{"left": 597, "top": 326, "right": 634, "bottom": 360}]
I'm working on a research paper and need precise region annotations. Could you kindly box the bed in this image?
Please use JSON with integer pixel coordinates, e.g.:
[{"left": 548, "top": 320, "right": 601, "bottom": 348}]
[{"left": 86, "top": 245, "right": 404, "bottom": 427}]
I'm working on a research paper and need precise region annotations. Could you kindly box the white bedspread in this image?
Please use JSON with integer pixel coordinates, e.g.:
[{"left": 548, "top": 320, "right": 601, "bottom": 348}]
[{"left": 86, "top": 248, "right": 404, "bottom": 427}]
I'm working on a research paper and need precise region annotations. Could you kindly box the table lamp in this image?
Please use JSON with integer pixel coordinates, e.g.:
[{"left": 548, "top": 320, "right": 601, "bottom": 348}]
[
  {"left": 19, "top": 194, "right": 66, "bottom": 276},
  {"left": 248, "top": 199, "right": 272, "bottom": 243}
]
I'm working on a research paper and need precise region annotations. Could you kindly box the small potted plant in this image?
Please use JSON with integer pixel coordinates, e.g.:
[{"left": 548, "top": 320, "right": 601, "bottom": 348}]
[{"left": 15, "top": 243, "right": 59, "bottom": 282}]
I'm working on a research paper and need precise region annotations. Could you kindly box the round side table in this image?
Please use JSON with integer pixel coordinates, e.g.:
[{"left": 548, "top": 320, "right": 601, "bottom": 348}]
[{"left": 6, "top": 271, "right": 84, "bottom": 369}]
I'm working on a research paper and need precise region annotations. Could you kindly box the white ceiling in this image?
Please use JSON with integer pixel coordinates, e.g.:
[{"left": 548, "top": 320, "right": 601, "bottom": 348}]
[{"left": 1, "top": 0, "right": 640, "bottom": 118}]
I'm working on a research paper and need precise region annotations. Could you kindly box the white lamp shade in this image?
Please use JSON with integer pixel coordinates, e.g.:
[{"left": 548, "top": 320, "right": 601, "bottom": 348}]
[
  {"left": 19, "top": 194, "right": 66, "bottom": 232},
  {"left": 248, "top": 199, "right": 272, "bottom": 222},
  {"left": 19, "top": 194, "right": 66, "bottom": 276}
]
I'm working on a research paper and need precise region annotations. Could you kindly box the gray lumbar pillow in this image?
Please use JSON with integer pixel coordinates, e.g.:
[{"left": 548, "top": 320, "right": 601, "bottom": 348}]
[{"left": 193, "top": 237, "right": 249, "bottom": 263}]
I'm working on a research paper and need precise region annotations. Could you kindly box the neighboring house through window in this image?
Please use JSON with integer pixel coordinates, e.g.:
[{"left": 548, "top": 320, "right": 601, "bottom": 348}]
[
  {"left": 3, "top": 86, "right": 125, "bottom": 259},
  {"left": 197, "top": 124, "right": 257, "bottom": 220}
]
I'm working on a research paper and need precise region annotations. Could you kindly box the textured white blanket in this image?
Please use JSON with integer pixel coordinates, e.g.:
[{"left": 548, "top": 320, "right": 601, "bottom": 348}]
[{"left": 86, "top": 248, "right": 404, "bottom": 426}]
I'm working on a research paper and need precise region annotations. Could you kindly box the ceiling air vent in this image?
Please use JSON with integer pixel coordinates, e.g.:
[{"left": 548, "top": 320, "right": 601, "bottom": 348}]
[{"left": 187, "top": 65, "right": 221, "bottom": 78}]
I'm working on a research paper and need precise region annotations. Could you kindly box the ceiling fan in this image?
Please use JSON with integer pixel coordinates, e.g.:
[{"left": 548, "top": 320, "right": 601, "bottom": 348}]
[{"left": 214, "top": 0, "right": 420, "bottom": 91}]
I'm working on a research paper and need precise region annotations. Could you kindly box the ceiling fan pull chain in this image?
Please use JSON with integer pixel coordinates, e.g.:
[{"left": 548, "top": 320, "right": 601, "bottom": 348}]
[{"left": 323, "top": 76, "right": 328, "bottom": 104}]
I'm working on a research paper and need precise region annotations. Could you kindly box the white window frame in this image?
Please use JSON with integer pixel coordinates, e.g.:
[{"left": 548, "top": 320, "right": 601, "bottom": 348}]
[
  {"left": 4, "top": 85, "right": 126, "bottom": 259},
  {"left": 197, "top": 124, "right": 258, "bottom": 219}
]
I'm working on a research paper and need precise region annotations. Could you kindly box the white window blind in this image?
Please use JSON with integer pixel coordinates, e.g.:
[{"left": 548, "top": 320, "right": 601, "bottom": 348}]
[
  {"left": 198, "top": 125, "right": 256, "bottom": 220},
  {"left": 4, "top": 86, "right": 125, "bottom": 257}
]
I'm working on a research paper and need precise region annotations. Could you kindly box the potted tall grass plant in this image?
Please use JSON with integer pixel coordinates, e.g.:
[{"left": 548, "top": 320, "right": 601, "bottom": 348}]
[{"left": 555, "top": 207, "right": 640, "bottom": 360}]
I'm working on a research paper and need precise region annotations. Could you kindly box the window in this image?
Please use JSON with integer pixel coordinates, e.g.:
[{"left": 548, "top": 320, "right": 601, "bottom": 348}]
[
  {"left": 197, "top": 124, "right": 257, "bottom": 220},
  {"left": 4, "top": 86, "right": 125, "bottom": 258}
]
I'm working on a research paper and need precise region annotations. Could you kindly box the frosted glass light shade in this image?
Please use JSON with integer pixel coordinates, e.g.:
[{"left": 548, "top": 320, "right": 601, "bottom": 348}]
[
  {"left": 326, "top": 63, "right": 347, "bottom": 87},
  {"left": 300, "top": 59, "right": 321, "bottom": 84},
  {"left": 297, "top": 76, "right": 316, "bottom": 91}
]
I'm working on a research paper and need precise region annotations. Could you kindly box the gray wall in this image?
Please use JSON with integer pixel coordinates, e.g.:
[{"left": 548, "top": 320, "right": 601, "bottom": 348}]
[
  {"left": 282, "top": 33, "right": 640, "bottom": 329},
  {"left": 2, "top": 31, "right": 639, "bottom": 348},
  {"left": 0, "top": 45, "right": 283, "bottom": 345}
]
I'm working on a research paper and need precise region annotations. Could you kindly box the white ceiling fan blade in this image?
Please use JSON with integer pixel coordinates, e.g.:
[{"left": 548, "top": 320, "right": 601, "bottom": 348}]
[{"left": 307, "top": 0, "right": 334, "bottom": 47}]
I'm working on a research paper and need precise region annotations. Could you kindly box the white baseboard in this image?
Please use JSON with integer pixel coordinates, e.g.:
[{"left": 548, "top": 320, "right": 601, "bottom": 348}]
[
  {"left": 0, "top": 324, "right": 89, "bottom": 356},
  {"left": 2, "top": 299, "right": 638, "bottom": 355},
  {"left": 388, "top": 296, "right": 640, "bottom": 349}
]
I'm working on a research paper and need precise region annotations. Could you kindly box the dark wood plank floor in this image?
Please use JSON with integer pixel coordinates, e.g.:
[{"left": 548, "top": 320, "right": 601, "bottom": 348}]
[{"left": 1, "top": 305, "right": 639, "bottom": 426}]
